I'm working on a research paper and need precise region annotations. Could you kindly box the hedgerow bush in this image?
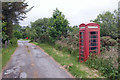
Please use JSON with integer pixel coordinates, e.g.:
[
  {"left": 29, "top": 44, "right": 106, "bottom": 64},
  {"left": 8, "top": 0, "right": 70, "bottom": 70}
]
[
  {"left": 100, "top": 36, "right": 117, "bottom": 51},
  {"left": 55, "top": 26, "right": 79, "bottom": 52},
  {"left": 10, "top": 38, "right": 17, "bottom": 47},
  {"left": 85, "top": 55, "right": 119, "bottom": 79}
]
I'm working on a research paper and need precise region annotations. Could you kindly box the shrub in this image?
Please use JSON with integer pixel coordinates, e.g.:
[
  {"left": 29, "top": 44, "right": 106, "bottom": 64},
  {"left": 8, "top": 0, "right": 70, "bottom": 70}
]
[
  {"left": 85, "top": 55, "right": 118, "bottom": 79},
  {"left": 101, "top": 36, "right": 117, "bottom": 46},
  {"left": 14, "top": 30, "right": 22, "bottom": 39},
  {"left": 10, "top": 38, "right": 17, "bottom": 46},
  {"left": 100, "top": 36, "right": 117, "bottom": 50}
]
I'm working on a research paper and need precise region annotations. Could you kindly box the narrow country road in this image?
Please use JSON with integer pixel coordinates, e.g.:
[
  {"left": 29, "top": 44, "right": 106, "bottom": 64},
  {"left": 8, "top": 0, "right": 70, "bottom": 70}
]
[{"left": 2, "top": 40, "right": 73, "bottom": 78}]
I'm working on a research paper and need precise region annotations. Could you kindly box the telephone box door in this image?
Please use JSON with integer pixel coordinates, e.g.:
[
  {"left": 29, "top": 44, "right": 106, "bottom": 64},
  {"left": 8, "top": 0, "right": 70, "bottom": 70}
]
[
  {"left": 79, "top": 31, "right": 85, "bottom": 62},
  {"left": 89, "top": 31, "right": 98, "bottom": 54}
]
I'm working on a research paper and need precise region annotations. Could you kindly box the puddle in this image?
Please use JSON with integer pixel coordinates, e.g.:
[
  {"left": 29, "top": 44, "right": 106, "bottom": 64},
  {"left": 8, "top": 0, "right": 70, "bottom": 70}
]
[
  {"left": 4, "top": 69, "right": 14, "bottom": 75},
  {"left": 20, "top": 72, "right": 27, "bottom": 78},
  {"left": 32, "top": 46, "right": 37, "bottom": 49},
  {"left": 3, "top": 66, "right": 21, "bottom": 78}
]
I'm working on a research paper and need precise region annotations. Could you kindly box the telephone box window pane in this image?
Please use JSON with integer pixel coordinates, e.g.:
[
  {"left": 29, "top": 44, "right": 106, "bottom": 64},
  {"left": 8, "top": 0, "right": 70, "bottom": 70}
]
[
  {"left": 80, "top": 32, "right": 84, "bottom": 45},
  {"left": 81, "top": 40, "right": 84, "bottom": 42},
  {"left": 90, "top": 47, "right": 96, "bottom": 50},
  {"left": 81, "top": 50, "right": 84, "bottom": 53},
  {"left": 90, "top": 39, "right": 97, "bottom": 43},
  {"left": 80, "top": 32, "right": 84, "bottom": 35},
  {"left": 81, "top": 43, "right": 83, "bottom": 46},
  {"left": 80, "top": 58, "right": 84, "bottom": 60},
  {"left": 81, "top": 47, "right": 84, "bottom": 49},
  {"left": 89, "top": 31, "right": 98, "bottom": 53},
  {"left": 90, "top": 32, "right": 97, "bottom": 34},
  {"left": 80, "top": 32, "right": 84, "bottom": 55},
  {"left": 90, "top": 43, "right": 97, "bottom": 46},
  {"left": 90, "top": 51, "right": 97, "bottom": 53},
  {"left": 80, "top": 32, "right": 84, "bottom": 41},
  {"left": 80, "top": 36, "right": 83, "bottom": 39},
  {"left": 81, "top": 54, "right": 84, "bottom": 57},
  {"left": 80, "top": 32, "right": 84, "bottom": 36},
  {"left": 91, "top": 35, "right": 97, "bottom": 38},
  {"left": 89, "top": 47, "right": 98, "bottom": 50}
]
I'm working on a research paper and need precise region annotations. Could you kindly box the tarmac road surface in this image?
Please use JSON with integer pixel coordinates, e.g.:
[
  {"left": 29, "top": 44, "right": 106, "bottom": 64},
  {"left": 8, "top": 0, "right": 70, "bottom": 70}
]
[{"left": 2, "top": 40, "right": 73, "bottom": 78}]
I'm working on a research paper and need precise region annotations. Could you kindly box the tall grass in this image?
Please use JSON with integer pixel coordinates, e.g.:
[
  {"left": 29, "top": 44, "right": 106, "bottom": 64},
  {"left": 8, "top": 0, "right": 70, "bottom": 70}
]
[
  {"left": 2, "top": 38, "right": 18, "bottom": 68},
  {"left": 2, "top": 45, "right": 17, "bottom": 68},
  {"left": 85, "top": 55, "right": 119, "bottom": 79}
]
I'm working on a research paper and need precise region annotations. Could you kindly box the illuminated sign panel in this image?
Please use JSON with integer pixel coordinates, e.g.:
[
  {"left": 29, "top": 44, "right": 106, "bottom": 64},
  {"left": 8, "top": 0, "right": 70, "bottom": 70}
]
[
  {"left": 88, "top": 26, "right": 98, "bottom": 28},
  {"left": 80, "top": 27, "right": 85, "bottom": 29}
]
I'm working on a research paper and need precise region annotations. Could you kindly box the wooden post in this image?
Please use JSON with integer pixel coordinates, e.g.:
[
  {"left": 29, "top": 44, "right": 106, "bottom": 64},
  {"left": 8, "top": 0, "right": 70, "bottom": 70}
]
[{"left": 5, "top": 40, "right": 7, "bottom": 48}]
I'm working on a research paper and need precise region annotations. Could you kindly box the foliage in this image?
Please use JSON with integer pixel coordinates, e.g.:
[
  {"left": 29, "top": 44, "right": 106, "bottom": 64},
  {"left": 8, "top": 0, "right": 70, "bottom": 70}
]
[
  {"left": 13, "top": 30, "right": 22, "bottom": 39},
  {"left": 54, "top": 26, "right": 118, "bottom": 78},
  {"left": 26, "top": 8, "right": 72, "bottom": 43},
  {"left": 100, "top": 36, "right": 117, "bottom": 50},
  {"left": 30, "top": 18, "right": 49, "bottom": 42},
  {"left": 85, "top": 55, "right": 119, "bottom": 79},
  {"left": 24, "top": 26, "right": 31, "bottom": 38},
  {"left": 55, "top": 39, "right": 119, "bottom": 79},
  {"left": 48, "top": 8, "right": 69, "bottom": 43},
  {"left": 2, "top": 1, "right": 33, "bottom": 39},
  {"left": 2, "top": 45, "right": 17, "bottom": 68},
  {"left": 0, "top": 21, "right": 2, "bottom": 38},
  {"left": 20, "top": 28, "right": 27, "bottom": 39},
  {"left": 55, "top": 26, "right": 79, "bottom": 50},
  {"left": 10, "top": 38, "right": 18, "bottom": 47},
  {"left": 92, "top": 10, "right": 118, "bottom": 39},
  {"left": 2, "top": 31, "right": 8, "bottom": 43},
  {"left": 28, "top": 8, "right": 70, "bottom": 43},
  {"left": 118, "top": 6, "right": 120, "bottom": 78},
  {"left": 13, "top": 24, "right": 22, "bottom": 31},
  {"left": 1, "top": 22, "right": 8, "bottom": 44}
]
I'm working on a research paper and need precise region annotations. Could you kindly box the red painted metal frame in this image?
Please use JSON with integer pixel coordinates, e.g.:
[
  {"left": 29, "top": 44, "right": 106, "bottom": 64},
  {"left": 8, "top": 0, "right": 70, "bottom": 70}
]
[{"left": 79, "top": 23, "right": 100, "bottom": 62}]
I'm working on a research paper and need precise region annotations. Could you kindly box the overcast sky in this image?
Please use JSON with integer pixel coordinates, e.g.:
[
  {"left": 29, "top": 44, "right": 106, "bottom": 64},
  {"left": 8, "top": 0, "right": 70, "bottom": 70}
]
[{"left": 19, "top": 0, "right": 119, "bottom": 26}]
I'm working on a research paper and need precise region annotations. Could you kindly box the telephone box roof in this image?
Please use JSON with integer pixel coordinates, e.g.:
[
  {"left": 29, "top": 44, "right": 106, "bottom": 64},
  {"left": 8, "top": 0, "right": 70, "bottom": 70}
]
[
  {"left": 87, "top": 23, "right": 100, "bottom": 26},
  {"left": 79, "top": 23, "right": 100, "bottom": 28}
]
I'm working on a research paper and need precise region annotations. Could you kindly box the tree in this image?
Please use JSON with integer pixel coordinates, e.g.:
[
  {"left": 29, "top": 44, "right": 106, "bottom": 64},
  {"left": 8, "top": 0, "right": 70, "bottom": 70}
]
[
  {"left": 14, "top": 30, "right": 22, "bottom": 39},
  {"left": 48, "top": 8, "right": 69, "bottom": 42},
  {"left": 28, "top": 9, "right": 69, "bottom": 43},
  {"left": 13, "top": 24, "right": 22, "bottom": 31},
  {"left": 31, "top": 18, "right": 49, "bottom": 42},
  {"left": 13, "top": 24, "right": 22, "bottom": 39},
  {"left": 92, "top": 10, "right": 118, "bottom": 39},
  {"left": 1, "top": 22, "right": 8, "bottom": 43},
  {"left": 118, "top": 4, "right": 120, "bottom": 40},
  {"left": 2, "top": 2, "right": 33, "bottom": 40}
]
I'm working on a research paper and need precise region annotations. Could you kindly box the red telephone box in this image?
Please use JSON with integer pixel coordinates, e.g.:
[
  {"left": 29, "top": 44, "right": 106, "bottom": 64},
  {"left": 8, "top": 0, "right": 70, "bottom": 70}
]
[{"left": 79, "top": 23, "right": 100, "bottom": 62}]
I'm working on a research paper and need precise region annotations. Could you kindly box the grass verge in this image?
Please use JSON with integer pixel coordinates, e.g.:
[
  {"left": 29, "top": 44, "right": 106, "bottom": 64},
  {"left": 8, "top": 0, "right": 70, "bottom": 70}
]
[
  {"left": 2, "top": 45, "right": 17, "bottom": 68},
  {"left": 32, "top": 42, "right": 103, "bottom": 78},
  {"left": 0, "top": 54, "right": 2, "bottom": 73}
]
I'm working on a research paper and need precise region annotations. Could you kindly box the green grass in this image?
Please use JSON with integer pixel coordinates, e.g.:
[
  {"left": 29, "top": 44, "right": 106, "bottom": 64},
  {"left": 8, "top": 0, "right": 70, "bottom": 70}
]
[
  {"left": 2, "top": 45, "right": 17, "bottom": 68},
  {"left": 0, "top": 54, "right": 2, "bottom": 73},
  {"left": 85, "top": 55, "right": 119, "bottom": 79},
  {"left": 32, "top": 42, "right": 103, "bottom": 78}
]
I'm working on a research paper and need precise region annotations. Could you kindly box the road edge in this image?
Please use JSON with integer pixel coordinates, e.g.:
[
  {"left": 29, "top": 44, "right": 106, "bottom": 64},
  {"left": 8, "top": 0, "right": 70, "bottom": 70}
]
[
  {"left": 0, "top": 46, "right": 18, "bottom": 79},
  {"left": 30, "top": 43, "right": 75, "bottom": 78}
]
